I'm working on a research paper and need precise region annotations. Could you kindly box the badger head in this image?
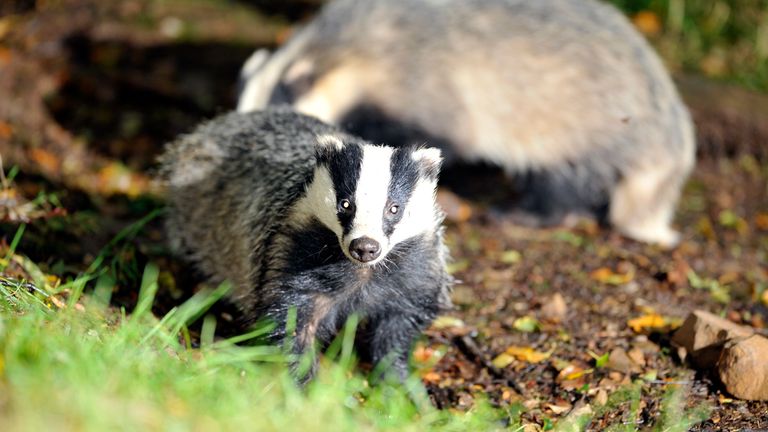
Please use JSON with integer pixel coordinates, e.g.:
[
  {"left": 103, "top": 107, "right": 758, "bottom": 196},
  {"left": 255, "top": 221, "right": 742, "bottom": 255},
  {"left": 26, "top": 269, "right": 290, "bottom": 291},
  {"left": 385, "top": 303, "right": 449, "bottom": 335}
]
[{"left": 297, "top": 134, "right": 442, "bottom": 266}]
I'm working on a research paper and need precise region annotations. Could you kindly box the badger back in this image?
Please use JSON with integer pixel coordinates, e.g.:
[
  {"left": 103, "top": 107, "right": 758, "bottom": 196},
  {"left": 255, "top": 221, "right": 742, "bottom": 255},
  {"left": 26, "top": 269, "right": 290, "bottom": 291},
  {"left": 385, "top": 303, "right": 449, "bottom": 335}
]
[
  {"left": 237, "top": 0, "right": 693, "bottom": 170},
  {"left": 159, "top": 110, "right": 337, "bottom": 302}
]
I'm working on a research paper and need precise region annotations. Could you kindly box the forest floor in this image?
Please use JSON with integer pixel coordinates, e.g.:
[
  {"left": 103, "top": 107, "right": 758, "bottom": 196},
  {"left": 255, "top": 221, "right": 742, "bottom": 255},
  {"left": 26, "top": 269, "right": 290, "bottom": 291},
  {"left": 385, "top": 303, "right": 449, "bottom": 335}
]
[{"left": 1, "top": 1, "right": 767, "bottom": 430}]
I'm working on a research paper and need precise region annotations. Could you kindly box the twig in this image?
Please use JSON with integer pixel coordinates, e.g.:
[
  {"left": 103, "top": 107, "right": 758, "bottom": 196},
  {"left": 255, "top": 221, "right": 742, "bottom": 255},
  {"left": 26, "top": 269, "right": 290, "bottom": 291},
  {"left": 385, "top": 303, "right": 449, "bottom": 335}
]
[{"left": 453, "top": 334, "right": 526, "bottom": 395}]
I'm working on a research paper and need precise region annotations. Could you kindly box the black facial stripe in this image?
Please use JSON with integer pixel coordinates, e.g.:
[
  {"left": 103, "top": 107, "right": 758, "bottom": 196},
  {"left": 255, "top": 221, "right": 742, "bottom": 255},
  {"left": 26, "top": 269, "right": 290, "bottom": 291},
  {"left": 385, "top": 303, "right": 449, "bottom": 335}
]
[
  {"left": 384, "top": 147, "right": 421, "bottom": 236},
  {"left": 321, "top": 143, "right": 363, "bottom": 235}
]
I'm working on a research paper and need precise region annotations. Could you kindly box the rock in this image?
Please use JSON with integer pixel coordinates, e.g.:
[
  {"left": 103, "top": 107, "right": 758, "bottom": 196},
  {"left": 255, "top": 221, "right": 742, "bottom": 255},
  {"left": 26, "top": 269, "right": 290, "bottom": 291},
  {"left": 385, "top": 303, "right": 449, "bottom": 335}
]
[
  {"left": 718, "top": 335, "right": 768, "bottom": 401},
  {"left": 607, "top": 348, "right": 642, "bottom": 374},
  {"left": 671, "top": 310, "right": 754, "bottom": 368},
  {"left": 541, "top": 293, "right": 568, "bottom": 323},
  {"left": 627, "top": 347, "right": 646, "bottom": 367}
]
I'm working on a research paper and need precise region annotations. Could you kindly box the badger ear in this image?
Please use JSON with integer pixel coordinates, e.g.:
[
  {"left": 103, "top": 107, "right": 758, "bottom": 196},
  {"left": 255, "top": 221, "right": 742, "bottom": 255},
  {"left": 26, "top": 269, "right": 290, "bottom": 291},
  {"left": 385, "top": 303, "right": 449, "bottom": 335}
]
[
  {"left": 314, "top": 134, "right": 345, "bottom": 162},
  {"left": 411, "top": 147, "right": 442, "bottom": 180}
]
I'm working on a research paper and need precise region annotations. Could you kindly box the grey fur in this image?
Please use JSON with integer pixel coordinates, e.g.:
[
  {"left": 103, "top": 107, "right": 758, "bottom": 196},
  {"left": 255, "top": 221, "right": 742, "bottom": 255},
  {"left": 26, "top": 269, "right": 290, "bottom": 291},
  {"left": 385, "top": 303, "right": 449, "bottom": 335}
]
[
  {"left": 237, "top": 0, "right": 696, "bottom": 246},
  {"left": 159, "top": 108, "right": 452, "bottom": 380}
]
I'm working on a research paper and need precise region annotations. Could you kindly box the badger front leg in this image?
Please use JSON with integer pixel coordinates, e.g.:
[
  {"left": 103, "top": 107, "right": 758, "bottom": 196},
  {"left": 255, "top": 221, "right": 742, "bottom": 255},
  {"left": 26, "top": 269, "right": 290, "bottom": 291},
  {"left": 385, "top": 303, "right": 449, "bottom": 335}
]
[
  {"left": 261, "top": 297, "right": 319, "bottom": 383},
  {"left": 368, "top": 312, "right": 433, "bottom": 382}
]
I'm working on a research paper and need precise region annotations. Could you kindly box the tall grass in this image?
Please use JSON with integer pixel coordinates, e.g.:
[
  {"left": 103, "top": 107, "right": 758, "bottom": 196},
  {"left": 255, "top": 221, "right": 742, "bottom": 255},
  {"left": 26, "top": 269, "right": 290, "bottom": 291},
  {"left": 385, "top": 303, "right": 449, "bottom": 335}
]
[{"left": 0, "top": 264, "right": 512, "bottom": 431}]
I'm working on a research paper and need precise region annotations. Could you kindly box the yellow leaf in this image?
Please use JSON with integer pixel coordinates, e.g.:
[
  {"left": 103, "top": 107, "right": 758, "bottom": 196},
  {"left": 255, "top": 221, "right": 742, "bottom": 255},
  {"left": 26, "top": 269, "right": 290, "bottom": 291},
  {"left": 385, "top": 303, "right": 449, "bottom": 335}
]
[
  {"left": 493, "top": 346, "right": 552, "bottom": 368},
  {"left": 500, "top": 250, "right": 522, "bottom": 265},
  {"left": 627, "top": 313, "right": 666, "bottom": 333},
  {"left": 590, "top": 267, "right": 634, "bottom": 285},
  {"left": 761, "top": 289, "right": 768, "bottom": 307},
  {"left": 492, "top": 353, "right": 516, "bottom": 369},
  {"left": 431, "top": 315, "right": 465, "bottom": 329}
]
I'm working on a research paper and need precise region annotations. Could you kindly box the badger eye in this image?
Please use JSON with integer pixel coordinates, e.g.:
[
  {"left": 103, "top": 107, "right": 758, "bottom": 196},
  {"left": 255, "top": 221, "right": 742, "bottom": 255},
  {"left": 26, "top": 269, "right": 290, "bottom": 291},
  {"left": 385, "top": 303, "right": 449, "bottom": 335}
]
[
  {"left": 388, "top": 204, "right": 399, "bottom": 215},
  {"left": 339, "top": 199, "right": 353, "bottom": 213}
]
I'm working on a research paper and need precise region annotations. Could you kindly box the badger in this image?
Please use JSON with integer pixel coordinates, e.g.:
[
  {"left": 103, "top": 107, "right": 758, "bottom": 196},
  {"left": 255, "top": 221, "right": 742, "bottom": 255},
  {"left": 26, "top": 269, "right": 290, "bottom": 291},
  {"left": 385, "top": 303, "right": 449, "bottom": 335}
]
[
  {"left": 159, "top": 108, "right": 452, "bottom": 381},
  {"left": 237, "top": 0, "right": 696, "bottom": 247}
]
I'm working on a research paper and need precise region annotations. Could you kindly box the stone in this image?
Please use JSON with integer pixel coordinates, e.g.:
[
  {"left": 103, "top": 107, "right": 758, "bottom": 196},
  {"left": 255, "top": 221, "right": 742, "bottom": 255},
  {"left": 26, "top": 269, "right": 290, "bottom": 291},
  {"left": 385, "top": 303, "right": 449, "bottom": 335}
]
[
  {"left": 718, "top": 335, "right": 768, "bottom": 401},
  {"left": 541, "top": 293, "right": 568, "bottom": 323},
  {"left": 671, "top": 310, "right": 754, "bottom": 368},
  {"left": 607, "top": 348, "right": 642, "bottom": 374}
]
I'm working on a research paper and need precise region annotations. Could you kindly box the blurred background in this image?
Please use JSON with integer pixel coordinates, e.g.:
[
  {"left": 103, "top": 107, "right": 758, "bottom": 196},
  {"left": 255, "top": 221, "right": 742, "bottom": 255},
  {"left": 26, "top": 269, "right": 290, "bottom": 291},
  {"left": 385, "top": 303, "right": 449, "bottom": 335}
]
[
  {"left": 0, "top": 0, "right": 767, "bottom": 339},
  {"left": 0, "top": 0, "right": 766, "bottom": 189},
  {"left": 1, "top": 1, "right": 768, "bottom": 427}
]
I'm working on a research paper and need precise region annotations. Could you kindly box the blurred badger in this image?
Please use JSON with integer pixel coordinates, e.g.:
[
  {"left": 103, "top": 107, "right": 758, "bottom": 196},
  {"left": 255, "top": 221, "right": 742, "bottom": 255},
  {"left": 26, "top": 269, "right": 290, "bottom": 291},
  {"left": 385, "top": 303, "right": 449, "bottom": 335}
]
[
  {"left": 237, "top": 0, "right": 695, "bottom": 247},
  {"left": 159, "top": 108, "right": 452, "bottom": 381}
]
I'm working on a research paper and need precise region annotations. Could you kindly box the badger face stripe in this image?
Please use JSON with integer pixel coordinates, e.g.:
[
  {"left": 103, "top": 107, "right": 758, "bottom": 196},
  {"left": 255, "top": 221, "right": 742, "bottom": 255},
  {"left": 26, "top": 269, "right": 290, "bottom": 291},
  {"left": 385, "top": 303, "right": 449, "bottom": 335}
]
[
  {"left": 342, "top": 145, "right": 394, "bottom": 264},
  {"left": 320, "top": 143, "right": 364, "bottom": 234},
  {"left": 384, "top": 147, "right": 420, "bottom": 236},
  {"left": 305, "top": 138, "right": 441, "bottom": 266}
]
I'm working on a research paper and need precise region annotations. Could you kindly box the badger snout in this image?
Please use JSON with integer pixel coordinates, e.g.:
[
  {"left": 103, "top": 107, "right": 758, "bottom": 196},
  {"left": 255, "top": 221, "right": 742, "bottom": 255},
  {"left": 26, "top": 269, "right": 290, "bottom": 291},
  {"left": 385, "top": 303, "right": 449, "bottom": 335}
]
[{"left": 349, "top": 237, "right": 381, "bottom": 263}]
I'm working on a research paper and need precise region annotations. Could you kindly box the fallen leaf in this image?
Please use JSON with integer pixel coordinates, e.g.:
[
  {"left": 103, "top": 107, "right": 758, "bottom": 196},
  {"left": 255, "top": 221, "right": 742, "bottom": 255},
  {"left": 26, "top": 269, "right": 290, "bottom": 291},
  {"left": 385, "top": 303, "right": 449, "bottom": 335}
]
[
  {"left": 762, "top": 290, "right": 768, "bottom": 307},
  {"left": 29, "top": 148, "right": 60, "bottom": 175},
  {"left": 627, "top": 313, "right": 666, "bottom": 333},
  {"left": 755, "top": 213, "right": 768, "bottom": 231},
  {"left": 499, "top": 250, "right": 522, "bottom": 265},
  {"left": 557, "top": 364, "right": 593, "bottom": 382},
  {"left": 547, "top": 402, "right": 572, "bottom": 415},
  {"left": 431, "top": 315, "right": 465, "bottom": 330},
  {"left": 412, "top": 345, "right": 434, "bottom": 363},
  {"left": 697, "top": 216, "right": 716, "bottom": 241},
  {"left": 718, "top": 209, "right": 749, "bottom": 235},
  {"left": 632, "top": 11, "right": 661, "bottom": 35},
  {"left": 422, "top": 371, "right": 442, "bottom": 383},
  {"left": 492, "top": 346, "right": 552, "bottom": 368},
  {"left": 513, "top": 316, "right": 540, "bottom": 333},
  {"left": 0, "top": 120, "right": 12, "bottom": 139},
  {"left": 588, "top": 350, "right": 609, "bottom": 368},
  {"left": 446, "top": 259, "right": 470, "bottom": 274},
  {"left": 718, "top": 394, "right": 733, "bottom": 404},
  {"left": 590, "top": 267, "right": 634, "bottom": 285}
]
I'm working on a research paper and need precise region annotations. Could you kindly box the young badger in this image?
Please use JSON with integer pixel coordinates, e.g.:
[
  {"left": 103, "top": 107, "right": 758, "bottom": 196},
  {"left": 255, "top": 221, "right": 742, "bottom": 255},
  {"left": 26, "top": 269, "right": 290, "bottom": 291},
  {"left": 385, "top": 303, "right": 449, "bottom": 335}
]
[
  {"left": 160, "top": 109, "right": 452, "bottom": 380},
  {"left": 237, "top": 0, "right": 696, "bottom": 247}
]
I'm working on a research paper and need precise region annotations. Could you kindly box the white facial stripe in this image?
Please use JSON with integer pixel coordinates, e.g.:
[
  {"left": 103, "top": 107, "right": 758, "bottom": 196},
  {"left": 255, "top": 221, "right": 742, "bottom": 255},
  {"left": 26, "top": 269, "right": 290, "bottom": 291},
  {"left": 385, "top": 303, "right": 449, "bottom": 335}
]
[
  {"left": 389, "top": 176, "right": 440, "bottom": 246},
  {"left": 292, "top": 166, "right": 342, "bottom": 237},
  {"left": 344, "top": 146, "right": 394, "bottom": 258}
]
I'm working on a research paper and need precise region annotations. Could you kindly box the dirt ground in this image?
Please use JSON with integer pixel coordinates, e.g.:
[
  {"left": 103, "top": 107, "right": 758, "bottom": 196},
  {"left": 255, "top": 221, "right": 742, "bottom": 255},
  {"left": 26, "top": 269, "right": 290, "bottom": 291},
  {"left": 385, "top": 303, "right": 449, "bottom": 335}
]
[{"left": 1, "top": 1, "right": 767, "bottom": 429}]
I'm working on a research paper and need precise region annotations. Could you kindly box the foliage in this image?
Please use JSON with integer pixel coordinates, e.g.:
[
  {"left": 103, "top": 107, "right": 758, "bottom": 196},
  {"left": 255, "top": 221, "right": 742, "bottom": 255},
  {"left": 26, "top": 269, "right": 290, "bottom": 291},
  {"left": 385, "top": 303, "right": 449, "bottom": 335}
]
[{"left": 609, "top": 0, "right": 768, "bottom": 91}]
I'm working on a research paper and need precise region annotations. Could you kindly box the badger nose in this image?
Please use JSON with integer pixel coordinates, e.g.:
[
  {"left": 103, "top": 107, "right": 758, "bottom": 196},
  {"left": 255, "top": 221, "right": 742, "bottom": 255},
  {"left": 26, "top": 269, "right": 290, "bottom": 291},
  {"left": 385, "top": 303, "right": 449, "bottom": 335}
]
[{"left": 349, "top": 237, "right": 381, "bottom": 263}]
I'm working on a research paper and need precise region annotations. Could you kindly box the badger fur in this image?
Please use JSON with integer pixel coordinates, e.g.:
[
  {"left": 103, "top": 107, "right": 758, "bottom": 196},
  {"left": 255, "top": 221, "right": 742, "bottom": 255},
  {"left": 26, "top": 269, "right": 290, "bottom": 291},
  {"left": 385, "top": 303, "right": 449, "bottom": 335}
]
[
  {"left": 237, "top": 0, "right": 696, "bottom": 247},
  {"left": 159, "top": 108, "right": 452, "bottom": 381}
]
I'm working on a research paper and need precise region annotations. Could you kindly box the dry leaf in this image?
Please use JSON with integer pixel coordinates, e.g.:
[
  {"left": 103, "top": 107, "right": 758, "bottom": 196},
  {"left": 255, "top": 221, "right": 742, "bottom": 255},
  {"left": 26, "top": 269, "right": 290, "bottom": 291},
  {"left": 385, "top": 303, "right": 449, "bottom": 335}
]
[
  {"left": 431, "top": 315, "right": 465, "bottom": 330},
  {"left": 422, "top": 371, "right": 442, "bottom": 383},
  {"left": 632, "top": 11, "right": 661, "bottom": 36},
  {"left": 590, "top": 267, "right": 634, "bottom": 285},
  {"left": 547, "top": 402, "right": 572, "bottom": 415},
  {"left": 755, "top": 213, "right": 768, "bottom": 231},
  {"left": 412, "top": 345, "right": 434, "bottom": 363},
  {"left": 627, "top": 313, "right": 666, "bottom": 333},
  {"left": 492, "top": 346, "right": 551, "bottom": 368}
]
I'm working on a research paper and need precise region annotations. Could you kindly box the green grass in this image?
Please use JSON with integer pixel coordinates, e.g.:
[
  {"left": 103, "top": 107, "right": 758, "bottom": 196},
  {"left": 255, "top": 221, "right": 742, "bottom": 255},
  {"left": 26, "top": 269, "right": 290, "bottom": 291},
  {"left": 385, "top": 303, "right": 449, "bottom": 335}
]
[
  {"left": 610, "top": 0, "right": 768, "bottom": 91},
  {"left": 0, "top": 262, "right": 514, "bottom": 431}
]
